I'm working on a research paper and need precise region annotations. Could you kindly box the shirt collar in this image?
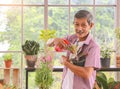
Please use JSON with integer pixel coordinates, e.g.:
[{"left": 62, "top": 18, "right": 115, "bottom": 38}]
[{"left": 76, "top": 33, "right": 92, "bottom": 45}]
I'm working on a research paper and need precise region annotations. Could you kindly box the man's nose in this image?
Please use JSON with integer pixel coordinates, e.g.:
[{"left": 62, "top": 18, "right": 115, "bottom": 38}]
[
  {"left": 76, "top": 25, "right": 82, "bottom": 29},
  {"left": 76, "top": 28, "right": 82, "bottom": 31}
]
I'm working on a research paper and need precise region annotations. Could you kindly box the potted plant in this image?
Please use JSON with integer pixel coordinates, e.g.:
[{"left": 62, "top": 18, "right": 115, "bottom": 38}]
[
  {"left": 100, "top": 46, "right": 113, "bottom": 68},
  {"left": 3, "top": 53, "right": 12, "bottom": 68},
  {"left": 39, "top": 29, "right": 56, "bottom": 54},
  {"left": 22, "top": 40, "right": 40, "bottom": 67},
  {"left": 35, "top": 56, "right": 53, "bottom": 89},
  {"left": 35, "top": 29, "right": 56, "bottom": 89},
  {"left": 115, "top": 27, "right": 120, "bottom": 67},
  {"left": 38, "top": 29, "right": 56, "bottom": 63},
  {"left": 94, "top": 72, "right": 120, "bottom": 89}
]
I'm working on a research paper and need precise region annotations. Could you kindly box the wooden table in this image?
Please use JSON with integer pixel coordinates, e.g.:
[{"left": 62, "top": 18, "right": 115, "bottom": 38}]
[{"left": 0, "top": 67, "right": 20, "bottom": 87}]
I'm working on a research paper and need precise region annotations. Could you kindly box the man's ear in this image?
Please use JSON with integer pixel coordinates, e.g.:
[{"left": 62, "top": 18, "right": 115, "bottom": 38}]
[{"left": 90, "top": 22, "right": 94, "bottom": 29}]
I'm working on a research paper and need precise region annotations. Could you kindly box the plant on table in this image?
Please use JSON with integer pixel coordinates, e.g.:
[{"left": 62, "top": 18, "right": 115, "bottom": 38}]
[
  {"left": 100, "top": 46, "right": 113, "bottom": 59},
  {"left": 3, "top": 53, "right": 12, "bottom": 68},
  {"left": 35, "top": 55, "right": 53, "bottom": 89},
  {"left": 22, "top": 40, "right": 40, "bottom": 55},
  {"left": 100, "top": 44, "right": 114, "bottom": 68},
  {"left": 35, "top": 29, "right": 56, "bottom": 89},
  {"left": 39, "top": 29, "right": 56, "bottom": 54},
  {"left": 22, "top": 40, "right": 40, "bottom": 67}
]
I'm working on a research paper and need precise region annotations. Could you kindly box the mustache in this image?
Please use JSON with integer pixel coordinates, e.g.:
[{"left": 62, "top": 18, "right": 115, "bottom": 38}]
[{"left": 76, "top": 30, "right": 84, "bottom": 34}]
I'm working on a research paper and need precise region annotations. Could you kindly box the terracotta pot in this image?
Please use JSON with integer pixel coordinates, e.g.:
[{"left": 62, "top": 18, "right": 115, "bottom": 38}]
[
  {"left": 0, "top": 83, "right": 3, "bottom": 89},
  {"left": 4, "top": 60, "right": 12, "bottom": 68},
  {"left": 0, "top": 79, "right": 4, "bottom": 85},
  {"left": 116, "top": 55, "right": 120, "bottom": 67},
  {"left": 25, "top": 55, "right": 37, "bottom": 67}
]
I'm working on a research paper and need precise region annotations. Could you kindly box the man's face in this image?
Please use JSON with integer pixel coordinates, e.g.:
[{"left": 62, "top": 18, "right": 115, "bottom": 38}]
[{"left": 73, "top": 18, "right": 93, "bottom": 41}]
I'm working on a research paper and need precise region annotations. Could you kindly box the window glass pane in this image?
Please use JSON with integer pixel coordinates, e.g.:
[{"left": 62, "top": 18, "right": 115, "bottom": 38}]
[
  {"left": 0, "top": 6, "right": 21, "bottom": 51},
  {"left": 0, "top": 0, "right": 21, "bottom": 4},
  {"left": 48, "top": 7, "right": 69, "bottom": 37},
  {"left": 95, "top": 7, "right": 115, "bottom": 66},
  {"left": 48, "top": 0, "right": 68, "bottom": 5},
  {"left": 23, "top": 0, "right": 44, "bottom": 4},
  {"left": 71, "top": 0, "right": 93, "bottom": 5},
  {"left": 95, "top": 7, "right": 115, "bottom": 45},
  {"left": 95, "top": 0, "right": 116, "bottom": 5},
  {"left": 70, "top": 7, "right": 93, "bottom": 34},
  {"left": 23, "top": 7, "right": 44, "bottom": 41}
]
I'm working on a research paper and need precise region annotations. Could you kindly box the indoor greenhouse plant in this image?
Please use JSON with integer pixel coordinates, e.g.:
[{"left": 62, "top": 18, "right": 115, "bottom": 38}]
[
  {"left": 39, "top": 29, "right": 56, "bottom": 54},
  {"left": 3, "top": 53, "right": 12, "bottom": 68},
  {"left": 100, "top": 46, "right": 113, "bottom": 68},
  {"left": 22, "top": 40, "right": 40, "bottom": 67},
  {"left": 35, "top": 29, "right": 56, "bottom": 89},
  {"left": 94, "top": 72, "right": 120, "bottom": 89},
  {"left": 35, "top": 55, "right": 53, "bottom": 89}
]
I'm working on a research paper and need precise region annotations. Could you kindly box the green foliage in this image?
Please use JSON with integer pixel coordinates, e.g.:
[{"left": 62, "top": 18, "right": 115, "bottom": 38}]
[
  {"left": 39, "top": 29, "right": 56, "bottom": 42},
  {"left": 96, "top": 72, "right": 108, "bottom": 89},
  {"left": 39, "top": 29, "right": 56, "bottom": 55},
  {"left": 96, "top": 72, "right": 120, "bottom": 89},
  {"left": 115, "top": 28, "right": 120, "bottom": 40},
  {"left": 4, "top": 84, "right": 20, "bottom": 89},
  {"left": 22, "top": 40, "right": 40, "bottom": 55},
  {"left": 108, "top": 81, "right": 120, "bottom": 89},
  {"left": 35, "top": 63, "right": 53, "bottom": 89},
  {"left": 3, "top": 53, "right": 12, "bottom": 61},
  {"left": 100, "top": 46, "right": 113, "bottom": 58}
]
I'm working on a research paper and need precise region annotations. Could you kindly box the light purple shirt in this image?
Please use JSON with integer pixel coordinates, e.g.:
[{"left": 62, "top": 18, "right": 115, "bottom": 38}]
[{"left": 62, "top": 33, "right": 101, "bottom": 89}]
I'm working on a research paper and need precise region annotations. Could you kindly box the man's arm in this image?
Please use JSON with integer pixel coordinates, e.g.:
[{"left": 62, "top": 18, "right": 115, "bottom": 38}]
[
  {"left": 46, "top": 38, "right": 55, "bottom": 47},
  {"left": 47, "top": 38, "right": 67, "bottom": 48},
  {"left": 62, "top": 56, "right": 94, "bottom": 79}
]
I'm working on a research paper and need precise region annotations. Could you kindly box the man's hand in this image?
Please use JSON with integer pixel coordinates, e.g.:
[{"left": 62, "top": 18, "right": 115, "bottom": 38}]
[
  {"left": 61, "top": 55, "right": 70, "bottom": 65},
  {"left": 54, "top": 38, "right": 67, "bottom": 49}
]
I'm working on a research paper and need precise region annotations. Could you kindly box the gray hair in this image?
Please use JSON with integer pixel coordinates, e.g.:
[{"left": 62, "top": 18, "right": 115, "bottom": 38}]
[{"left": 74, "top": 10, "right": 93, "bottom": 25}]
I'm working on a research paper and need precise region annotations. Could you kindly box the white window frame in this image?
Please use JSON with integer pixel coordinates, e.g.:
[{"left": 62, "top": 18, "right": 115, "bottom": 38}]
[{"left": 0, "top": 0, "right": 119, "bottom": 88}]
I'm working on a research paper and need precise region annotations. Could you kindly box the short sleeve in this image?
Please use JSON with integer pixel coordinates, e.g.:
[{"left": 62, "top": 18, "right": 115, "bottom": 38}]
[{"left": 85, "top": 46, "right": 101, "bottom": 69}]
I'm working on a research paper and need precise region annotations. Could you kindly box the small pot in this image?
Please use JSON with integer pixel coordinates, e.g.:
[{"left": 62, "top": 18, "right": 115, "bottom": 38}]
[
  {"left": 116, "top": 55, "right": 120, "bottom": 67},
  {"left": 0, "top": 83, "right": 3, "bottom": 89},
  {"left": 101, "top": 58, "right": 110, "bottom": 68},
  {"left": 25, "top": 55, "right": 37, "bottom": 67},
  {"left": 0, "top": 79, "right": 4, "bottom": 85},
  {"left": 4, "top": 60, "right": 12, "bottom": 68}
]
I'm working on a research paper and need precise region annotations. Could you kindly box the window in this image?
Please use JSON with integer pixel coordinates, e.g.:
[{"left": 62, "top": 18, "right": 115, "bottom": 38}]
[{"left": 0, "top": 0, "right": 119, "bottom": 88}]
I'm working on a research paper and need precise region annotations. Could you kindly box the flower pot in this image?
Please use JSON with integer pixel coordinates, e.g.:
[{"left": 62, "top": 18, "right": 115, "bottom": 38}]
[
  {"left": 4, "top": 60, "right": 12, "bottom": 68},
  {"left": 0, "top": 79, "right": 4, "bottom": 85},
  {"left": 116, "top": 55, "right": 120, "bottom": 67},
  {"left": 0, "top": 83, "right": 3, "bottom": 89},
  {"left": 100, "top": 58, "right": 110, "bottom": 68},
  {"left": 39, "top": 87, "right": 49, "bottom": 89},
  {"left": 25, "top": 55, "right": 37, "bottom": 67}
]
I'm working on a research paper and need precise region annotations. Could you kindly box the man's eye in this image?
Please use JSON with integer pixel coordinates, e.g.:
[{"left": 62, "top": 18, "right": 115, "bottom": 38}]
[
  {"left": 74, "top": 24, "right": 79, "bottom": 26},
  {"left": 81, "top": 24, "right": 87, "bottom": 27}
]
